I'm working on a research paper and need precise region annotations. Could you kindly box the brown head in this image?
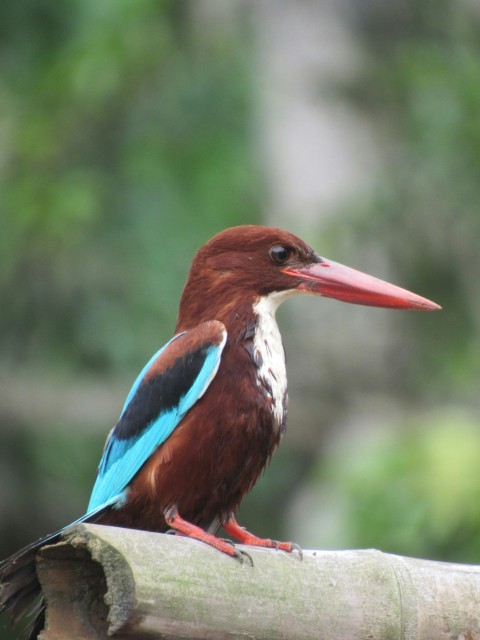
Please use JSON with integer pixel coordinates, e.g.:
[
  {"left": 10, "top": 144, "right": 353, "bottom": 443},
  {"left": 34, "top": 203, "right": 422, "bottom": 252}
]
[{"left": 176, "top": 225, "right": 440, "bottom": 332}]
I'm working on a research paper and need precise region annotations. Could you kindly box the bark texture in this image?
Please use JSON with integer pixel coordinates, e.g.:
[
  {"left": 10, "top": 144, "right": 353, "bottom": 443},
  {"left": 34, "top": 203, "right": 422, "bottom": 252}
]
[{"left": 37, "top": 523, "right": 480, "bottom": 640}]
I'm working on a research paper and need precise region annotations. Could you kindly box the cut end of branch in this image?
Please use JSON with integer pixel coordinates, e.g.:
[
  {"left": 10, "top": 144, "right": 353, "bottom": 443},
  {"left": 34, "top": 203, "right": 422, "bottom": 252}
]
[{"left": 37, "top": 525, "right": 135, "bottom": 639}]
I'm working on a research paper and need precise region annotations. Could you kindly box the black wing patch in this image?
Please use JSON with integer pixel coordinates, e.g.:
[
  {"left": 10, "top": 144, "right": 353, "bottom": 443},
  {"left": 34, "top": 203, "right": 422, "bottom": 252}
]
[{"left": 114, "top": 347, "right": 210, "bottom": 441}]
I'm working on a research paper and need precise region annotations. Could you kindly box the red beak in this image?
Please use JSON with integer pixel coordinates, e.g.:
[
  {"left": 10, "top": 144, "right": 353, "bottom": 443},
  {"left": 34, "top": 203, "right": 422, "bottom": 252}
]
[{"left": 283, "top": 259, "right": 441, "bottom": 311}]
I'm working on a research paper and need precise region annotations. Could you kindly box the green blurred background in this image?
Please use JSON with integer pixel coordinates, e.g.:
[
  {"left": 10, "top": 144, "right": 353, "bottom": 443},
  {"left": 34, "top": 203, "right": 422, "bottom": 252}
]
[{"left": 1, "top": 1, "right": 480, "bottom": 635}]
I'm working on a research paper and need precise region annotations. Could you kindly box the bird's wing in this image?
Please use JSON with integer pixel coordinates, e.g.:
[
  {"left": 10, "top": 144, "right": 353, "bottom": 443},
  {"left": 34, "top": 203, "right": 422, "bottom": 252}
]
[{"left": 87, "top": 320, "right": 227, "bottom": 513}]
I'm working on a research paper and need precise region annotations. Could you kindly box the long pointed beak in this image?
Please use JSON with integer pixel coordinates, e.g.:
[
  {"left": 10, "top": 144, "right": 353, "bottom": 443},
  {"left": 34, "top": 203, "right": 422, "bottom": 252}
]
[{"left": 282, "top": 259, "right": 441, "bottom": 311}]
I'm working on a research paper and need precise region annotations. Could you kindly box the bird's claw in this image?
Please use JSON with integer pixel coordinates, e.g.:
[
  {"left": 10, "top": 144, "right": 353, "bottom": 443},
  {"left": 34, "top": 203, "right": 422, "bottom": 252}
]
[
  {"left": 220, "top": 538, "right": 254, "bottom": 566},
  {"left": 234, "top": 548, "right": 254, "bottom": 567},
  {"left": 271, "top": 539, "right": 303, "bottom": 559},
  {"left": 266, "top": 540, "right": 303, "bottom": 560},
  {"left": 290, "top": 542, "right": 303, "bottom": 560}
]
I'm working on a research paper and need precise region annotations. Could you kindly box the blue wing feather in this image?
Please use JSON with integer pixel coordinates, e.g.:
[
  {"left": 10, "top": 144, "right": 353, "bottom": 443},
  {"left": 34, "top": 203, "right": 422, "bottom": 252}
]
[
  {"left": 86, "top": 325, "right": 226, "bottom": 513},
  {"left": 119, "top": 333, "right": 184, "bottom": 418}
]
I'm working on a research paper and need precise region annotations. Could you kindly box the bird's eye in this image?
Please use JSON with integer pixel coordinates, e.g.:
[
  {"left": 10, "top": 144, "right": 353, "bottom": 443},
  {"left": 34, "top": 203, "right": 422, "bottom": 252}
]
[{"left": 270, "top": 246, "right": 291, "bottom": 265}]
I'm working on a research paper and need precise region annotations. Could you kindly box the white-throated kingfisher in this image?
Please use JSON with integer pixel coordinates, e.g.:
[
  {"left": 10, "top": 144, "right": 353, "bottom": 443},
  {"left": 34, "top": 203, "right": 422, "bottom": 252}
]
[{"left": 0, "top": 225, "right": 440, "bottom": 638}]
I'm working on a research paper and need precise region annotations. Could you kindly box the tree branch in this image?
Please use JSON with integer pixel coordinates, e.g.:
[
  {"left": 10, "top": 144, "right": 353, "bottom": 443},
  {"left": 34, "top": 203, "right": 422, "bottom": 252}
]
[{"left": 37, "top": 523, "right": 480, "bottom": 640}]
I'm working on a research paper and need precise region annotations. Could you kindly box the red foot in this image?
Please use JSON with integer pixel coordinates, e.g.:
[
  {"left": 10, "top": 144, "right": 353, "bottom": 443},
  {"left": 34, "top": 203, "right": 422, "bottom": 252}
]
[
  {"left": 164, "top": 507, "right": 245, "bottom": 560},
  {"left": 223, "top": 517, "right": 302, "bottom": 557}
]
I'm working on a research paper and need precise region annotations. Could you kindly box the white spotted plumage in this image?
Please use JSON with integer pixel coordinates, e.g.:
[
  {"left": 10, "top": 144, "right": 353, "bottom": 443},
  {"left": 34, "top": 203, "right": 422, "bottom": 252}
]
[{"left": 252, "top": 290, "right": 299, "bottom": 430}]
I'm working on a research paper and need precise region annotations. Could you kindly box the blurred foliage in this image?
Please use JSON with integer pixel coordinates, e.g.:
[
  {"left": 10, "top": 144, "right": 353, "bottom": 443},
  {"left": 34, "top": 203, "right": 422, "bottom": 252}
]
[
  {"left": 301, "top": 411, "right": 480, "bottom": 562},
  {"left": 340, "top": 0, "right": 480, "bottom": 401},
  {"left": 0, "top": 424, "right": 103, "bottom": 551},
  {"left": 0, "top": 0, "right": 259, "bottom": 373}
]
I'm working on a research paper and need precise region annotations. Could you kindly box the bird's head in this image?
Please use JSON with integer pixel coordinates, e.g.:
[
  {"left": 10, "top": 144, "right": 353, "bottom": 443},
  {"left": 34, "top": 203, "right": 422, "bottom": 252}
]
[{"left": 176, "top": 225, "right": 440, "bottom": 330}]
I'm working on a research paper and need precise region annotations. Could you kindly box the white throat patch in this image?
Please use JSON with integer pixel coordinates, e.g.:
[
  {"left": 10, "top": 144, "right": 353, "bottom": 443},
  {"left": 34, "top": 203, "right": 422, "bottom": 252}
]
[{"left": 252, "top": 290, "right": 299, "bottom": 429}]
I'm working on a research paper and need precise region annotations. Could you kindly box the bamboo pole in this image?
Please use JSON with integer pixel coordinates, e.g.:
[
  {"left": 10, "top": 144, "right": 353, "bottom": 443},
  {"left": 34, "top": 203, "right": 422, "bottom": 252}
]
[{"left": 36, "top": 523, "right": 480, "bottom": 640}]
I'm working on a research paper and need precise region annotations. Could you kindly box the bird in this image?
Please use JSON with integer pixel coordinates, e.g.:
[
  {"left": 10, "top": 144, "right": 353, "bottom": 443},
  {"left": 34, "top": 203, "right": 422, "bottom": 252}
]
[{"left": 0, "top": 225, "right": 440, "bottom": 638}]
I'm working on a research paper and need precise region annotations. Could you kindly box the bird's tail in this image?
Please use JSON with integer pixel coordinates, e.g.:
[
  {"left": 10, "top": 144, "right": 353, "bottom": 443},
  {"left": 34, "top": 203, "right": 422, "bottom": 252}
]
[{"left": 0, "top": 529, "right": 62, "bottom": 640}]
